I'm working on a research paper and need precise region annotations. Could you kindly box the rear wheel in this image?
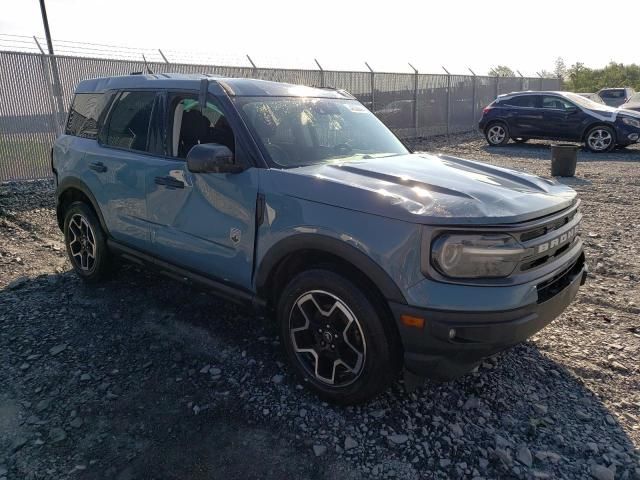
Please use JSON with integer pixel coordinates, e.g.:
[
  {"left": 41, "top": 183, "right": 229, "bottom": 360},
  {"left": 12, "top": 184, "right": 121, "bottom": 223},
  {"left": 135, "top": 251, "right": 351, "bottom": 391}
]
[
  {"left": 277, "top": 269, "right": 400, "bottom": 404},
  {"left": 63, "top": 202, "right": 111, "bottom": 282},
  {"left": 585, "top": 126, "right": 615, "bottom": 152},
  {"left": 485, "top": 122, "right": 510, "bottom": 146}
]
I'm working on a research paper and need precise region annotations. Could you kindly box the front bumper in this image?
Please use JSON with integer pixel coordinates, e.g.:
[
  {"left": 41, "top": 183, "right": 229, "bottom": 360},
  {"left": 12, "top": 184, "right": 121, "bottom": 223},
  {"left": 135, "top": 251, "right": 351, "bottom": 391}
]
[{"left": 390, "top": 255, "right": 587, "bottom": 380}]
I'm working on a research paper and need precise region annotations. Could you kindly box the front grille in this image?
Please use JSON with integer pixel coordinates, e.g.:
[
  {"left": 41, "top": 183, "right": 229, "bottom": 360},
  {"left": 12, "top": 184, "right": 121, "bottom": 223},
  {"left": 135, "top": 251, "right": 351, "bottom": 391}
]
[
  {"left": 536, "top": 254, "right": 584, "bottom": 303},
  {"left": 512, "top": 203, "right": 582, "bottom": 273}
]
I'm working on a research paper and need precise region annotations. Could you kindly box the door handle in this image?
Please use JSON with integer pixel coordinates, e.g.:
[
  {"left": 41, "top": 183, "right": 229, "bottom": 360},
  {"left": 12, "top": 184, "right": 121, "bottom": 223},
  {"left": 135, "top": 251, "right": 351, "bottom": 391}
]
[
  {"left": 89, "top": 161, "right": 107, "bottom": 173},
  {"left": 154, "top": 176, "right": 185, "bottom": 189}
]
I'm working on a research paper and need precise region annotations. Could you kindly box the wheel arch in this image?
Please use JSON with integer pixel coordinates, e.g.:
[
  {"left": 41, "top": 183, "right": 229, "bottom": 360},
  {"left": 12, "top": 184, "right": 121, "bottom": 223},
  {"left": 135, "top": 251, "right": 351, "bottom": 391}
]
[
  {"left": 255, "top": 234, "right": 407, "bottom": 310},
  {"left": 56, "top": 177, "right": 108, "bottom": 234}
]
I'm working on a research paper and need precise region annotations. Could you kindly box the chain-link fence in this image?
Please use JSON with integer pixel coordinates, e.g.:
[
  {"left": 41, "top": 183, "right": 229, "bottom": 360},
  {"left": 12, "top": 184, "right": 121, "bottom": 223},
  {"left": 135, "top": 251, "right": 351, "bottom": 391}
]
[{"left": 0, "top": 50, "right": 561, "bottom": 181}]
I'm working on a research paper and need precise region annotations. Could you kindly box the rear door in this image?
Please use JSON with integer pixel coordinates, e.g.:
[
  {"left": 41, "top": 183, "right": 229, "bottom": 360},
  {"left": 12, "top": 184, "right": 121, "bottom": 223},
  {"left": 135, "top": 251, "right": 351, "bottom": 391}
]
[
  {"left": 500, "top": 94, "right": 541, "bottom": 137},
  {"left": 83, "top": 90, "right": 161, "bottom": 251},
  {"left": 143, "top": 91, "right": 259, "bottom": 290}
]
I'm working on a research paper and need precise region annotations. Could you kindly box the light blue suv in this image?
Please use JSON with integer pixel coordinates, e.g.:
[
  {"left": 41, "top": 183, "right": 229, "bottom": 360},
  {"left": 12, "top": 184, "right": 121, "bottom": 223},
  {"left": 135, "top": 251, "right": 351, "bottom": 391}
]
[{"left": 53, "top": 74, "right": 587, "bottom": 404}]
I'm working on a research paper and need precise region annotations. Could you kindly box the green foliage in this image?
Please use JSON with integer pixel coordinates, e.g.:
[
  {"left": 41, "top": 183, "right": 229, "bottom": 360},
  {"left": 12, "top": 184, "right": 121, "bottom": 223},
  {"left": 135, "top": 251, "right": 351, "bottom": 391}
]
[
  {"left": 564, "top": 61, "right": 640, "bottom": 92},
  {"left": 488, "top": 65, "right": 515, "bottom": 77}
]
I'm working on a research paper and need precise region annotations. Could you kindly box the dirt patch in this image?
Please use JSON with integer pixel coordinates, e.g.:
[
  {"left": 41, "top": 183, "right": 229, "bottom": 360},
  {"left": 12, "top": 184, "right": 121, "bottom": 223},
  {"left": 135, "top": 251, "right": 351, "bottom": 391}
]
[{"left": 1, "top": 138, "right": 639, "bottom": 479}]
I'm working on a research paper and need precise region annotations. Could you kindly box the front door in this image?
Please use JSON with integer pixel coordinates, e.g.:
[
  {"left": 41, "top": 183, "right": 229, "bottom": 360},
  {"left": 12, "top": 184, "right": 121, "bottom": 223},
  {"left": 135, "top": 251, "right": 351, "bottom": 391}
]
[
  {"left": 536, "top": 96, "right": 586, "bottom": 140},
  {"left": 144, "top": 92, "right": 259, "bottom": 290}
]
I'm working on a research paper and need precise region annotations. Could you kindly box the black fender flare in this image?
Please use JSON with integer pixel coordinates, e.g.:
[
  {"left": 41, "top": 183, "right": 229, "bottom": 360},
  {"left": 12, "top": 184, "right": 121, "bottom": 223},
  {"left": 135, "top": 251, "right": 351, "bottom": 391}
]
[
  {"left": 55, "top": 176, "right": 109, "bottom": 234},
  {"left": 255, "top": 233, "right": 407, "bottom": 304}
]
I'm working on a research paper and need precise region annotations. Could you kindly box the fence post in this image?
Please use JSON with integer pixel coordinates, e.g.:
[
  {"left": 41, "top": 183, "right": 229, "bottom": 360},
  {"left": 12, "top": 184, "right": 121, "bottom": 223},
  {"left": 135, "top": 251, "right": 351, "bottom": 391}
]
[
  {"left": 365, "top": 62, "right": 375, "bottom": 112},
  {"left": 537, "top": 73, "right": 543, "bottom": 91},
  {"left": 33, "top": 36, "right": 62, "bottom": 136},
  {"left": 314, "top": 58, "right": 325, "bottom": 88},
  {"left": 517, "top": 70, "right": 524, "bottom": 91},
  {"left": 468, "top": 68, "right": 477, "bottom": 130},
  {"left": 442, "top": 66, "right": 451, "bottom": 138},
  {"left": 246, "top": 54, "right": 258, "bottom": 78},
  {"left": 158, "top": 49, "right": 170, "bottom": 64},
  {"left": 408, "top": 63, "right": 419, "bottom": 137},
  {"left": 495, "top": 76, "right": 499, "bottom": 99}
]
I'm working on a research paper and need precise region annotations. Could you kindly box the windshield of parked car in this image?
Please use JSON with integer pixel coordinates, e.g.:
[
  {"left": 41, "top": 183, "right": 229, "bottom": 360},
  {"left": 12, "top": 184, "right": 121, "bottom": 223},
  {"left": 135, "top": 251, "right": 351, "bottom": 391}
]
[
  {"left": 233, "top": 96, "right": 409, "bottom": 168},
  {"left": 563, "top": 92, "right": 609, "bottom": 110}
]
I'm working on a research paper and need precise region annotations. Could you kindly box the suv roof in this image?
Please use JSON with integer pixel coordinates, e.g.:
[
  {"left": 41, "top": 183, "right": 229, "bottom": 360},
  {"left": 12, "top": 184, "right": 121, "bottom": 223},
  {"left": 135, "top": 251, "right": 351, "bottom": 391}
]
[{"left": 76, "top": 73, "right": 354, "bottom": 99}]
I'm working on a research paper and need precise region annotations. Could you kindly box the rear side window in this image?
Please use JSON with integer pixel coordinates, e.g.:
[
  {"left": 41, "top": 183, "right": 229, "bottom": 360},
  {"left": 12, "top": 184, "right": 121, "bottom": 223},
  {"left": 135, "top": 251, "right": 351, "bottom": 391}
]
[
  {"left": 104, "top": 91, "right": 156, "bottom": 151},
  {"left": 501, "top": 95, "right": 538, "bottom": 108},
  {"left": 65, "top": 93, "right": 111, "bottom": 139}
]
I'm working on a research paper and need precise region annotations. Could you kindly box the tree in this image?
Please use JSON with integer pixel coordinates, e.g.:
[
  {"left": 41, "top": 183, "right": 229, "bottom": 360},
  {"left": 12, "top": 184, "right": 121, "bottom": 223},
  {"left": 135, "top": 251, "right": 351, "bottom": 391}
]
[
  {"left": 554, "top": 57, "right": 568, "bottom": 80},
  {"left": 488, "top": 65, "right": 515, "bottom": 77}
]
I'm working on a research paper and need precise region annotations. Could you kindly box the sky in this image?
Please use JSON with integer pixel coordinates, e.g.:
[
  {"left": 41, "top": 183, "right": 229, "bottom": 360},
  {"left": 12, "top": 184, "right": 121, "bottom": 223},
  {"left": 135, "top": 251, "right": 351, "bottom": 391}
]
[{"left": 0, "top": 0, "right": 637, "bottom": 76}]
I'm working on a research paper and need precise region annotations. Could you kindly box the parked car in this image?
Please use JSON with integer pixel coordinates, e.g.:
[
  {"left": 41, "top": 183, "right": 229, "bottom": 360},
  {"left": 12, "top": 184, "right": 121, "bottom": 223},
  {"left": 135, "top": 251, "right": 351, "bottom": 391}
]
[
  {"left": 577, "top": 92, "right": 605, "bottom": 104},
  {"left": 597, "top": 87, "right": 635, "bottom": 107},
  {"left": 479, "top": 90, "right": 640, "bottom": 152},
  {"left": 53, "top": 74, "right": 587, "bottom": 404},
  {"left": 621, "top": 92, "right": 640, "bottom": 112}
]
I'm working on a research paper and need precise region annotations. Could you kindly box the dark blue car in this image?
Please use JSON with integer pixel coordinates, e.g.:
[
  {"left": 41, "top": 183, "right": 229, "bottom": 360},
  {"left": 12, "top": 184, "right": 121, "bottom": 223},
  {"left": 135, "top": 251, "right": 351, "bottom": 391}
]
[{"left": 479, "top": 91, "right": 640, "bottom": 152}]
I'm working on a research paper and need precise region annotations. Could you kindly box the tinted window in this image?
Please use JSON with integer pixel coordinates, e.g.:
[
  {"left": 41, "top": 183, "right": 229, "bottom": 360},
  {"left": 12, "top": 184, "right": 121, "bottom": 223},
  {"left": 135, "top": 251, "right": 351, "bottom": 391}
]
[
  {"left": 65, "top": 93, "right": 111, "bottom": 139},
  {"left": 501, "top": 95, "right": 538, "bottom": 108},
  {"left": 541, "top": 96, "right": 574, "bottom": 110},
  {"left": 105, "top": 91, "right": 156, "bottom": 151}
]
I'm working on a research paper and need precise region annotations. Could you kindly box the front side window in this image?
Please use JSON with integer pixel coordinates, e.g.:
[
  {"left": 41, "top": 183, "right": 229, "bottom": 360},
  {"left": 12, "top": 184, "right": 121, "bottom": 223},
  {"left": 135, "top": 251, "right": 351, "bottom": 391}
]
[
  {"left": 104, "top": 91, "right": 156, "bottom": 151},
  {"left": 168, "top": 95, "right": 235, "bottom": 158},
  {"left": 234, "top": 97, "right": 408, "bottom": 168},
  {"left": 66, "top": 92, "right": 111, "bottom": 139},
  {"left": 541, "top": 96, "right": 575, "bottom": 110}
]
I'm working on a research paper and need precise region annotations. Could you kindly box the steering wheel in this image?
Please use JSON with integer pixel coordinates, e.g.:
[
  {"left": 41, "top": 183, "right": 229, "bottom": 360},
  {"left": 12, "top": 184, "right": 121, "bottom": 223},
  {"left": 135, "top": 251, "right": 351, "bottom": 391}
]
[
  {"left": 333, "top": 143, "right": 353, "bottom": 156},
  {"left": 265, "top": 143, "right": 292, "bottom": 166}
]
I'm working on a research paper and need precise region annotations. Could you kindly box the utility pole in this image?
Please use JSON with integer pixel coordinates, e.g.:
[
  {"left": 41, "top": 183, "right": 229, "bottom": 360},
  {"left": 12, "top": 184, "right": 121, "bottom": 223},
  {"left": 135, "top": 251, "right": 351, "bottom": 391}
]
[{"left": 39, "top": 0, "right": 55, "bottom": 55}]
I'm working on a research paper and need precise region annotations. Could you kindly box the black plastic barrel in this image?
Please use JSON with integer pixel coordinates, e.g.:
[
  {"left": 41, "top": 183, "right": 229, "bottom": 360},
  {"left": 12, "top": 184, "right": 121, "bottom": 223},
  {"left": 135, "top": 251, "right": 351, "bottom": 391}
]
[{"left": 550, "top": 144, "right": 579, "bottom": 177}]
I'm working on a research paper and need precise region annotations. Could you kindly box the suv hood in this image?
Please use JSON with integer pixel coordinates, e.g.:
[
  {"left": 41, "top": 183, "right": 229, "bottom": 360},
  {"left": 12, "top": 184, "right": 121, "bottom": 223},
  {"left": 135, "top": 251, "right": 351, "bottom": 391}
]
[{"left": 269, "top": 153, "right": 577, "bottom": 225}]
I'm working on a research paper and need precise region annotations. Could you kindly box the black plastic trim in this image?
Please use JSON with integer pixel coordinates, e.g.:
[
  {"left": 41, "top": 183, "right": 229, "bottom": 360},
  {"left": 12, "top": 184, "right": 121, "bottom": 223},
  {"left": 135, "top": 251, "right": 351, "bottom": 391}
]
[
  {"left": 107, "top": 239, "right": 265, "bottom": 310},
  {"left": 255, "top": 233, "right": 406, "bottom": 304}
]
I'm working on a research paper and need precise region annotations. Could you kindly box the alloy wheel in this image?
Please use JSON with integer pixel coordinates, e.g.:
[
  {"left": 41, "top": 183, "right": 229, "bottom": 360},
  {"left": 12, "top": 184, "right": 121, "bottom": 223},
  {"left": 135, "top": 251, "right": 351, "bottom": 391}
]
[
  {"left": 487, "top": 125, "right": 506, "bottom": 144},
  {"left": 68, "top": 213, "right": 97, "bottom": 271},
  {"left": 587, "top": 129, "right": 613, "bottom": 151},
  {"left": 289, "top": 290, "right": 366, "bottom": 387}
]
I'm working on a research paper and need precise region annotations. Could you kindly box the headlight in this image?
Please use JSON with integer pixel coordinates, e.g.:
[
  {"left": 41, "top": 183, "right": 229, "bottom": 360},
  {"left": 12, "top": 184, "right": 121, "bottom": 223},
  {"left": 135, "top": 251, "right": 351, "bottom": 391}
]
[
  {"left": 431, "top": 233, "right": 527, "bottom": 278},
  {"left": 621, "top": 116, "right": 640, "bottom": 128}
]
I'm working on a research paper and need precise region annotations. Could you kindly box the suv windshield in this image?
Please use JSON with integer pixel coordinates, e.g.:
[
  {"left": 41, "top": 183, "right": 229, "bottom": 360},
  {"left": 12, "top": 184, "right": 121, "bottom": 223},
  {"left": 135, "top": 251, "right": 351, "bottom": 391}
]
[{"left": 233, "top": 96, "right": 409, "bottom": 168}]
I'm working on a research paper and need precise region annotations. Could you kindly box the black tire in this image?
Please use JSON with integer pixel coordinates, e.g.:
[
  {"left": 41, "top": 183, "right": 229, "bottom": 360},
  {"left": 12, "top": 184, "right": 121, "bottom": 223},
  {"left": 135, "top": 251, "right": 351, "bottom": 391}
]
[
  {"left": 277, "top": 269, "right": 401, "bottom": 405},
  {"left": 585, "top": 125, "right": 615, "bottom": 153},
  {"left": 63, "top": 202, "right": 111, "bottom": 282},
  {"left": 513, "top": 137, "right": 528, "bottom": 143},
  {"left": 484, "top": 122, "right": 510, "bottom": 146}
]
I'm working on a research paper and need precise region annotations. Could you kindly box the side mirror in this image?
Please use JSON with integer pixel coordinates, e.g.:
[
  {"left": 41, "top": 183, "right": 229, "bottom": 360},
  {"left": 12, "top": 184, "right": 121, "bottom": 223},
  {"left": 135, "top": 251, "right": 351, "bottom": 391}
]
[{"left": 186, "top": 144, "right": 243, "bottom": 174}]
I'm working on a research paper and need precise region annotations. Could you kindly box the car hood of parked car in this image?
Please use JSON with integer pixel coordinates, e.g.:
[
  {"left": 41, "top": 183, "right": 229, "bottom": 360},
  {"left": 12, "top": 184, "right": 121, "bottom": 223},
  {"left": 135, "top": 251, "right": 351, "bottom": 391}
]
[
  {"left": 269, "top": 153, "right": 578, "bottom": 225},
  {"left": 620, "top": 102, "right": 640, "bottom": 113}
]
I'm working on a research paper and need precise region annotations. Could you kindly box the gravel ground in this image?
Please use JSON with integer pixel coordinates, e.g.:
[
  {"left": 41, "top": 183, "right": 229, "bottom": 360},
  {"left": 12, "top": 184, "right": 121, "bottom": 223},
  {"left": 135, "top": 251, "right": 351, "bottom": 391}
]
[{"left": 1, "top": 136, "right": 639, "bottom": 480}]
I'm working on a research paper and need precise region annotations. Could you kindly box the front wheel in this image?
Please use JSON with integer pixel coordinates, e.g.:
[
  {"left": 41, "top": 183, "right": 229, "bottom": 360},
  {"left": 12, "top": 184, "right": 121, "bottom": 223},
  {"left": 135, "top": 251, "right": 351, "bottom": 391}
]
[
  {"left": 585, "top": 126, "right": 615, "bottom": 152},
  {"left": 485, "top": 123, "right": 510, "bottom": 146},
  {"left": 277, "top": 269, "right": 400, "bottom": 404}
]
